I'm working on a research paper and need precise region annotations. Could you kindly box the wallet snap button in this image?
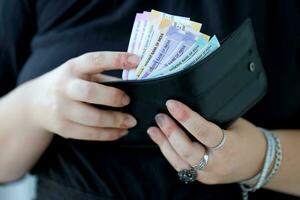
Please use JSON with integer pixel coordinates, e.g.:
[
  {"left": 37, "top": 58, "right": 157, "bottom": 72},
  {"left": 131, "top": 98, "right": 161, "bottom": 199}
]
[{"left": 249, "top": 62, "right": 255, "bottom": 72}]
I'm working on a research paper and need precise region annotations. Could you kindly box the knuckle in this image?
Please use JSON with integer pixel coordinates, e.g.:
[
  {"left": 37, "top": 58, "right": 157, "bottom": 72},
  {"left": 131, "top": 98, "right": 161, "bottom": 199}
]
[
  {"left": 115, "top": 113, "right": 125, "bottom": 127},
  {"left": 95, "top": 111, "right": 104, "bottom": 125},
  {"left": 174, "top": 165, "right": 182, "bottom": 172},
  {"left": 108, "top": 113, "right": 118, "bottom": 128},
  {"left": 95, "top": 111, "right": 120, "bottom": 128},
  {"left": 47, "top": 74, "right": 66, "bottom": 97},
  {"left": 51, "top": 81, "right": 63, "bottom": 95},
  {"left": 85, "top": 129, "right": 122, "bottom": 141},
  {"left": 196, "top": 124, "right": 209, "bottom": 139},
  {"left": 177, "top": 107, "right": 191, "bottom": 122},
  {"left": 159, "top": 138, "right": 168, "bottom": 148},
  {"left": 65, "top": 58, "right": 76, "bottom": 72},
  {"left": 191, "top": 141, "right": 201, "bottom": 148},
  {"left": 110, "top": 89, "right": 124, "bottom": 106},
  {"left": 180, "top": 147, "right": 194, "bottom": 161},
  {"left": 81, "top": 82, "right": 95, "bottom": 100},
  {"left": 51, "top": 104, "right": 60, "bottom": 118},
  {"left": 88, "top": 52, "right": 104, "bottom": 65},
  {"left": 174, "top": 159, "right": 185, "bottom": 172},
  {"left": 163, "top": 124, "right": 176, "bottom": 138},
  {"left": 113, "top": 52, "right": 126, "bottom": 67},
  {"left": 50, "top": 97, "right": 62, "bottom": 118}
]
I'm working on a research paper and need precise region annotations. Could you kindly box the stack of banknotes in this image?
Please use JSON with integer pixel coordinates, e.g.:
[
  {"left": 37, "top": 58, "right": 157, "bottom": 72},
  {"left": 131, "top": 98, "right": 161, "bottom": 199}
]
[{"left": 122, "top": 10, "right": 220, "bottom": 80}]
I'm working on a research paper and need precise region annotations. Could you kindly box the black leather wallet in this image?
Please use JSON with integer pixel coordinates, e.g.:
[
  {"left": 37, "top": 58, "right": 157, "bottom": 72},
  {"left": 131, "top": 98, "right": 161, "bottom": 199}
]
[{"left": 101, "top": 18, "right": 267, "bottom": 145}]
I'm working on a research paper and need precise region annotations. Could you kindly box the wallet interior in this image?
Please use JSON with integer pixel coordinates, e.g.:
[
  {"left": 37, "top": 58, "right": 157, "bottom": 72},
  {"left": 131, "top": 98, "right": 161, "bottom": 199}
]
[{"left": 100, "top": 18, "right": 267, "bottom": 145}]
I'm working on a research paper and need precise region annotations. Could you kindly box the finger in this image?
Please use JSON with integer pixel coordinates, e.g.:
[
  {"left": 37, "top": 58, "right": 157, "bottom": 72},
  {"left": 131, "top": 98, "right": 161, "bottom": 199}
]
[
  {"left": 62, "top": 101, "right": 137, "bottom": 128},
  {"left": 68, "top": 51, "right": 140, "bottom": 75},
  {"left": 56, "top": 120, "right": 129, "bottom": 141},
  {"left": 166, "top": 100, "right": 223, "bottom": 148},
  {"left": 66, "top": 78, "right": 130, "bottom": 107},
  {"left": 155, "top": 113, "right": 206, "bottom": 167},
  {"left": 147, "top": 126, "right": 190, "bottom": 171}
]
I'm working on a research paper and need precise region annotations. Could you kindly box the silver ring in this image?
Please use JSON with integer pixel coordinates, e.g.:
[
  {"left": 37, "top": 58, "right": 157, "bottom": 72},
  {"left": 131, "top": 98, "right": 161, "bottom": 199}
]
[
  {"left": 210, "top": 129, "right": 227, "bottom": 150},
  {"left": 192, "top": 150, "right": 209, "bottom": 171}
]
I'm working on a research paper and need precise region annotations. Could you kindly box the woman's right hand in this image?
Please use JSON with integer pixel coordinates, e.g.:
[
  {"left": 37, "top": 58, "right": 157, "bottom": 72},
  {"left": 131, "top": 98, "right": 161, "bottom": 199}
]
[{"left": 26, "top": 51, "right": 139, "bottom": 141}]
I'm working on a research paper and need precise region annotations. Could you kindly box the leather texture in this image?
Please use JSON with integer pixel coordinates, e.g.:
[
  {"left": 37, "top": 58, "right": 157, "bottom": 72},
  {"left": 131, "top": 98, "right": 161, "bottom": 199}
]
[{"left": 101, "top": 19, "right": 267, "bottom": 145}]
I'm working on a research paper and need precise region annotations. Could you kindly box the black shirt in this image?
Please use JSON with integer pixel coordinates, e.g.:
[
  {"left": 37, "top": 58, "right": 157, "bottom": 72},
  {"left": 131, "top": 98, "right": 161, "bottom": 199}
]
[{"left": 1, "top": 0, "right": 300, "bottom": 199}]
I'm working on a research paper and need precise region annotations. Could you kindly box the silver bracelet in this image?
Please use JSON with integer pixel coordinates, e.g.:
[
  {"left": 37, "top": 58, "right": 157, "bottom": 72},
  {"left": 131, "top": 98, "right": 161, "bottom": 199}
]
[
  {"left": 240, "top": 128, "right": 275, "bottom": 188},
  {"left": 240, "top": 130, "right": 275, "bottom": 198},
  {"left": 239, "top": 128, "right": 282, "bottom": 200},
  {"left": 254, "top": 128, "right": 276, "bottom": 189},
  {"left": 263, "top": 133, "right": 282, "bottom": 186}
]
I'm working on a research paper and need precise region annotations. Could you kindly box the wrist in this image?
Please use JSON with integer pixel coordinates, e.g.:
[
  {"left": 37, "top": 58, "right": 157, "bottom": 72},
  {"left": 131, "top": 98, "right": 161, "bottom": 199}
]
[
  {"left": 0, "top": 83, "right": 53, "bottom": 181},
  {"left": 14, "top": 81, "right": 53, "bottom": 138}
]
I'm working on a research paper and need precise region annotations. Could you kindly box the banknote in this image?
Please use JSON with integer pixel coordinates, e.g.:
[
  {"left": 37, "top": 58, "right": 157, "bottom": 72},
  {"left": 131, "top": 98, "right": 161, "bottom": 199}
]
[
  {"left": 138, "top": 21, "right": 204, "bottom": 79},
  {"left": 146, "top": 34, "right": 208, "bottom": 78},
  {"left": 122, "top": 10, "right": 221, "bottom": 80},
  {"left": 150, "top": 30, "right": 201, "bottom": 75},
  {"left": 134, "top": 18, "right": 173, "bottom": 78},
  {"left": 122, "top": 13, "right": 144, "bottom": 80},
  {"left": 126, "top": 12, "right": 149, "bottom": 80},
  {"left": 135, "top": 17, "right": 202, "bottom": 78},
  {"left": 134, "top": 12, "right": 150, "bottom": 54},
  {"left": 137, "top": 11, "right": 150, "bottom": 53},
  {"left": 148, "top": 35, "right": 220, "bottom": 78},
  {"left": 125, "top": 10, "right": 189, "bottom": 80},
  {"left": 134, "top": 10, "right": 198, "bottom": 78},
  {"left": 138, "top": 26, "right": 186, "bottom": 79}
]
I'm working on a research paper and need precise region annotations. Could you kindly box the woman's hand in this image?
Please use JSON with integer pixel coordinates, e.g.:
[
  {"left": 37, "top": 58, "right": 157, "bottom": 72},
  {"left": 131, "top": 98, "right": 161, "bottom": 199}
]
[
  {"left": 147, "top": 99, "right": 267, "bottom": 184},
  {"left": 0, "top": 51, "right": 140, "bottom": 183},
  {"left": 26, "top": 51, "right": 139, "bottom": 141}
]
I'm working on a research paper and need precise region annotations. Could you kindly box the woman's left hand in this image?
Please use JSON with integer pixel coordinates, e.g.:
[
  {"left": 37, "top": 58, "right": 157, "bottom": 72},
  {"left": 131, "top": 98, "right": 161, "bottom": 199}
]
[{"left": 147, "top": 99, "right": 267, "bottom": 184}]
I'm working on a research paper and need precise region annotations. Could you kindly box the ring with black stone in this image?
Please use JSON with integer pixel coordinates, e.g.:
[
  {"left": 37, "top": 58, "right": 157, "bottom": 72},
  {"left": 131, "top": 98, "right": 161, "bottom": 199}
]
[{"left": 178, "top": 167, "right": 197, "bottom": 184}]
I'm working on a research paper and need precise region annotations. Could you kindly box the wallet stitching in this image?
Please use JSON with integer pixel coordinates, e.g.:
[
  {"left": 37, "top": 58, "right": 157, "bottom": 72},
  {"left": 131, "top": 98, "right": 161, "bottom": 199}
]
[
  {"left": 179, "top": 50, "right": 253, "bottom": 100},
  {"left": 212, "top": 72, "right": 267, "bottom": 120},
  {"left": 172, "top": 21, "right": 254, "bottom": 82}
]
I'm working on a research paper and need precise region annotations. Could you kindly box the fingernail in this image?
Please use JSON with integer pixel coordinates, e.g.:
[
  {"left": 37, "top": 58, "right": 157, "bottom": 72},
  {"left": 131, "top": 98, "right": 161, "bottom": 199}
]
[
  {"left": 155, "top": 114, "right": 165, "bottom": 127},
  {"left": 120, "top": 130, "right": 129, "bottom": 136},
  {"left": 147, "top": 127, "right": 153, "bottom": 135},
  {"left": 166, "top": 100, "right": 177, "bottom": 112},
  {"left": 123, "top": 115, "right": 137, "bottom": 128},
  {"left": 127, "top": 55, "right": 140, "bottom": 65},
  {"left": 122, "top": 95, "right": 130, "bottom": 105},
  {"left": 147, "top": 127, "right": 158, "bottom": 141}
]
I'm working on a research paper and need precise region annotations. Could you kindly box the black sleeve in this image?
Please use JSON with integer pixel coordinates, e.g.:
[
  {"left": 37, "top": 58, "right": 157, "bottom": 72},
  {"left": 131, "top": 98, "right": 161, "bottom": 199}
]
[{"left": 0, "top": 0, "right": 36, "bottom": 97}]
